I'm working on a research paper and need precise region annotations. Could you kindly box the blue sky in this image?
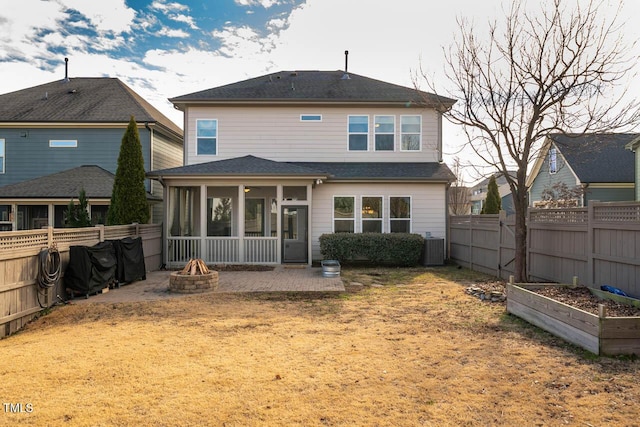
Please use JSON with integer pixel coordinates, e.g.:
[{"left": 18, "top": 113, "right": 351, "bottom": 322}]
[{"left": 1, "top": 0, "right": 639, "bottom": 183}]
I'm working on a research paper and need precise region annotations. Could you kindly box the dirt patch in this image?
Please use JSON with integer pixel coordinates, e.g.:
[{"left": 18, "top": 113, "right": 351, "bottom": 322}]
[
  {"left": 1, "top": 266, "right": 638, "bottom": 426},
  {"left": 533, "top": 286, "right": 640, "bottom": 317}
]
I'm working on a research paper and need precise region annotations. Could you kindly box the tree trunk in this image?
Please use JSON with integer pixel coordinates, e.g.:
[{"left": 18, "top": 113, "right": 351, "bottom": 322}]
[{"left": 512, "top": 178, "right": 528, "bottom": 282}]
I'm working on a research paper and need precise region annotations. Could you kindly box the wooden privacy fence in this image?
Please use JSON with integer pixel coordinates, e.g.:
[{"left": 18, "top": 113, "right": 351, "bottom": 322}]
[
  {"left": 449, "top": 211, "right": 516, "bottom": 280},
  {"left": 450, "top": 202, "right": 640, "bottom": 298},
  {"left": 0, "top": 224, "right": 162, "bottom": 338}
]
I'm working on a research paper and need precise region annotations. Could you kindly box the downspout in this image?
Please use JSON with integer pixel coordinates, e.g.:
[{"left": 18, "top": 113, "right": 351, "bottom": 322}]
[{"left": 445, "top": 182, "right": 451, "bottom": 261}]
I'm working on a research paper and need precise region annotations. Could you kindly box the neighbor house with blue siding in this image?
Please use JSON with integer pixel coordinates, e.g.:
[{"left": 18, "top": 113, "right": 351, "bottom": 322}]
[
  {"left": 527, "top": 133, "right": 636, "bottom": 208},
  {"left": 0, "top": 76, "right": 183, "bottom": 230}
]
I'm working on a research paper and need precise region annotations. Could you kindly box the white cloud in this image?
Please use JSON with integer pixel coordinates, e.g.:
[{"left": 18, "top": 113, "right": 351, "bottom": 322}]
[
  {"left": 235, "top": 0, "right": 283, "bottom": 8},
  {"left": 58, "top": 0, "right": 137, "bottom": 34},
  {"left": 157, "top": 28, "right": 190, "bottom": 38},
  {"left": 150, "top": 0, "right": 189, "bottom": 13},
  {"left": 168, "top": 13, "right": 198, "bottom": 29}
]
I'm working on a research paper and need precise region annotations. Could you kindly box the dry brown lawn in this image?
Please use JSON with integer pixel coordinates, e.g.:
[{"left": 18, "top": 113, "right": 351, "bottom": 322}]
[{"left": 1, "top": 266, "right": 639, "bottom": 426}]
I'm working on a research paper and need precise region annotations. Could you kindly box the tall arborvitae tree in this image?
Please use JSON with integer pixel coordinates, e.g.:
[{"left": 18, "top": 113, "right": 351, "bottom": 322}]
[
  {"left": 107, "top": 116, "right": 150, "bottom": 225},
  {"left": 482, "top": 175, "right": 501, "bottom": 214}
]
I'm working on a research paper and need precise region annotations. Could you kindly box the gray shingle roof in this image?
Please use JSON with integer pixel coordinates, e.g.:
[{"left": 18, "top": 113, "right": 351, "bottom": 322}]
[
  {"left": 0, "top": 165, "right": 159, "bottom": 200},
  {"left": 147, "top": 155, "right": 328, "bottom": 177},
  {"left": 292, "top": 162, "right": 455, "bottom": 181},
  {"left": 0, "top": 78, "right": 182, "bottom": 136},
  {"left": 170, "top": 70, "right": 455, "bottom": 107},
  {"left": 148, "top": 155, "right": 454, "bottom": 182},
  {"left": 550, "top": 133, "right": 637, "bottom": 183}
]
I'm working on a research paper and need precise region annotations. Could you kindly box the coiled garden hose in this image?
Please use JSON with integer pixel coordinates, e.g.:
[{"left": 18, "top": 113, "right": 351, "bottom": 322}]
[{"left": 36, "top": 247, "right": 61, "bottom": 308}]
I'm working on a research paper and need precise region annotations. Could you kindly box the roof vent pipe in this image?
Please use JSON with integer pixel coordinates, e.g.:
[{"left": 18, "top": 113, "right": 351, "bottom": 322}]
[
  {"left": 64, "top": 57, "right": 69, "bottom": 82},
  {"left": 341, "top": 50, "right": 350, "bottom": 80}
]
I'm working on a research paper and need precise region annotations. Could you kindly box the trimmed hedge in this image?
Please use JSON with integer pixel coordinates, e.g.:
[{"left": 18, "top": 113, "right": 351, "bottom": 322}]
[{"left": 319, "top": 233, "right": 425, "bottom": 267}]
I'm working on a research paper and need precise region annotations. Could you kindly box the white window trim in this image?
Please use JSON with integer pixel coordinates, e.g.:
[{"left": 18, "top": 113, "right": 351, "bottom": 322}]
[
  {"left": 400, "top": 115, "right": 422, "bottom": 152},
  {"left": 332, "top": 195, "right": 356, "bottom": 233},
  {"left": 361, "top": 195, "right": 383, "bottom": 233},
  {"left": 347, "top": 115, "right": 369, "bottom": 151},
  {"left": 300, "top": 114, "right": 322, "bottom": 122},
  {"left": 389, "top": 196, "right": 412, "bottom": 233},
  {"left": 549, "top": 147, "right": 557, "bottom": 174},
  {"left": 0, "top": 139, "right": 4, "bottom": 174},
  {"left": 374, "top": 115, "right": 396, "bottom": 152},
  {"left": 196, "top": 119, "right": 218, "bottom": 156},
  {"left": 49, "top": 140, "right": 77, "bottom": 148}
]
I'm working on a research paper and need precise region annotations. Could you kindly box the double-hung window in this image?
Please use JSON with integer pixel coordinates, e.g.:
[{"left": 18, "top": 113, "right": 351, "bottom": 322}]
[
  {"left": 197, "top": 119, "right": 218, "bottom": 155},
  {"left": 549, "top": 147, "right": 557, "bottom": 174},
  {"left": 348, "top": 115, "right": 368, "bottom": 151},
  {"left": 374, "top": 116, "right": 395, "bottom": 151},
  {"left": 0, "top": 139, "right": 4, "bottom": 174},
  {"left": 390, "top": 197, "right": 411, "bottom": 233},
  {"left": 333, "top": 196, "right": 355, "bottom": 232},
  {"left": 361, "top": 196, "right": 382, "bottom": 233},
  {"left": 400, "top": 115, "right": 421, "bottom": 151}
]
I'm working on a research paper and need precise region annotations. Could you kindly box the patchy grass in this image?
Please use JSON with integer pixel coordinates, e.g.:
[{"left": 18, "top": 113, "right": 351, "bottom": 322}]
[{"left": 1, "top": 265, "right": 639, "bottom": 426}]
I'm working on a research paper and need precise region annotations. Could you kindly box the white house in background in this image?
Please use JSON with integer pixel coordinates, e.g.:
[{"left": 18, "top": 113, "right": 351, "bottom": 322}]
[{"left": 148, "top": 69, "right": 456, "bottom": 267}]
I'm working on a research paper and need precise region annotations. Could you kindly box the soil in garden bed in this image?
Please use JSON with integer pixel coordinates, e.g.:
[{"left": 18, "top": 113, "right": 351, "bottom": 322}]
[{"left": 533, "top": 286, "right": 640, "bottom": 317}]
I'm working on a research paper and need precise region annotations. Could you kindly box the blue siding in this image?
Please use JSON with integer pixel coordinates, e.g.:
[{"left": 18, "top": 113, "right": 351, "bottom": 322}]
[
  {"left": 529, "top": 149, "right": 577, "bottom": 205},
  {"left": 585, "top": 188, "right": 634, "bottom": 205},
  {"left": 0, "top": 127, "right": 152, "bottom": 191}
]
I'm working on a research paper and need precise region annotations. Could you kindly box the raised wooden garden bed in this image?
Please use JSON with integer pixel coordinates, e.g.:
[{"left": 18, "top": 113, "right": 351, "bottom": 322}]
[{"left": 506, "top": 281, "right": 640, "bottom": 356}]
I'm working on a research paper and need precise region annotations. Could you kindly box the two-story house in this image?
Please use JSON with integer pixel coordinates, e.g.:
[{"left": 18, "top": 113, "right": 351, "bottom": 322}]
[
  {"left": 0, "top": 74, "right": 183, "bottom": 230},
  {"left": 148, "top": 70, "right": 455, "bottom": 266},
  {"left": 527, "top": 133, "right": 636, "bottom": 208}
]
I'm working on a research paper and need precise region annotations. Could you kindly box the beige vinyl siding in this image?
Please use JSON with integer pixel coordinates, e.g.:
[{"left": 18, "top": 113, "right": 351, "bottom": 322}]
[
  {"left": 151, "top": 132, "right": 183, "bottom": 223},
  {"left": 310, "top": 182, "right": 447, "bottom": 260},
  {"left": 185, "top": 106, "right": 440, "bottom": 165}
]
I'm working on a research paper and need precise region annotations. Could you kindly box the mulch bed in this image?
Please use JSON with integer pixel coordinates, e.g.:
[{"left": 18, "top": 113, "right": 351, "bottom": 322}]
[{"left": 533, "top": 286, "right": 640, "bottom": 317}]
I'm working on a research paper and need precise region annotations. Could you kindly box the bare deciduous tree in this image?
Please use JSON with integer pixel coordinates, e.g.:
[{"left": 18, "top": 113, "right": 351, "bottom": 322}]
[
  {"left": 421, "top": 0, "right": 640, "bottom": 281},
  {"left": 448, "top": 157, "right": 471, "bottom": 215}
]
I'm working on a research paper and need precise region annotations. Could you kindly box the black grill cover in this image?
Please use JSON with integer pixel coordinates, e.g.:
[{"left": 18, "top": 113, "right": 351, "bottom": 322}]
[
  {"left": 109, "top": 237, "right": 146, "bottom": 284},
  {"left": 65, "top": 241, "right": 117, "bottom": 295}
]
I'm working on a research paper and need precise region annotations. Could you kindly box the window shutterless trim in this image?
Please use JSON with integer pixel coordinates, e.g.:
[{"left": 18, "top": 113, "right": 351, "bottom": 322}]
[
  {"left": 549, "top": 147, "right": 557, "bottom": 174},
  {"left": 300, "top": 114, "right": 322, "bottom": 122},
  {"left": 374, "top": 115, "right": 395, "bottom": 151},
  {"left": 361, "top": 195, "right": 383, "bottom": 233},
  {"left": 49, "top": 140, "right": 77, "bottom": 148},
  {"left": 400, "top": 115, "right": 422, "bottom": 152},
  {"left": 196, "top": 119, "right": 218, "bottom": 156},
  {"left": 389, "top": 195, "right": 412, "bottom": 233},
  {"left": 347, "top": 115, "right": 369, "bottom": 151},
  {"left": 332, "top": 195, "right": 356, "bottom": 233},
  {"left": 0, "top": 139, "right": 4, "bottom": 174}
]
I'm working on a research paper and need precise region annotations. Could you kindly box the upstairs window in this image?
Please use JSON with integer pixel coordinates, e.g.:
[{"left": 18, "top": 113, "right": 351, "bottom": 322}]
[
  {"left": 374, "top": 116, "right": 395, "bottom": 151},
  {"left": 348, "top": 115, "right": 368, "bottom": 151},
  {"left": 549, "top": 147, "right": 557, "bottom": 174},
  {"left": 49, "top": 140, "right": 77, "bottom": 148},
  {"left": 333, "top": 196, "right": 355, "bottom": 232},
  {"left": 197, "top": 119, "right": 217, "bottom": 155},
  {"left": 300, "top": 114, "right": 322, "bottom": 121},
  {"left": 0, "top": 139, "right": 4, "bottom": 174},
  {"left": 400, "top": 115, "right": 421, "bottom": 151}
]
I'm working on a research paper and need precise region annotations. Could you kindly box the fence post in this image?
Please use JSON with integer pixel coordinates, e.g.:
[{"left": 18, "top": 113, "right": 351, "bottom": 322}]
[
  {"left": 498, "top": 210, "right": 505, "bottom": 278},
  {"left": 587, "top": 203, "right": 595, "bottom": 287},
  {"left": 468, "top": 214, "right": 473, "bottom": 271},
  {"left": 97, "top": 224, "right": 105, "bottom": 242},
  {"left": 47, "top": 226, "right": 54, "bottom": 248}
]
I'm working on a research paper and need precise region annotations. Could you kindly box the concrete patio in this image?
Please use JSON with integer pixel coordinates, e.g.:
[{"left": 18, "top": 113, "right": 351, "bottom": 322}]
[{"left": 70, "top": 266, "right": 345, "bottom": 304}]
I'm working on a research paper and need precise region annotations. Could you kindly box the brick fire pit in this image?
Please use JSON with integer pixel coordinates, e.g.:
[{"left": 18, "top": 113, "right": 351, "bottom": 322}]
[{"left": 169, "top": 259, "right": 218, "bottom": 293}]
